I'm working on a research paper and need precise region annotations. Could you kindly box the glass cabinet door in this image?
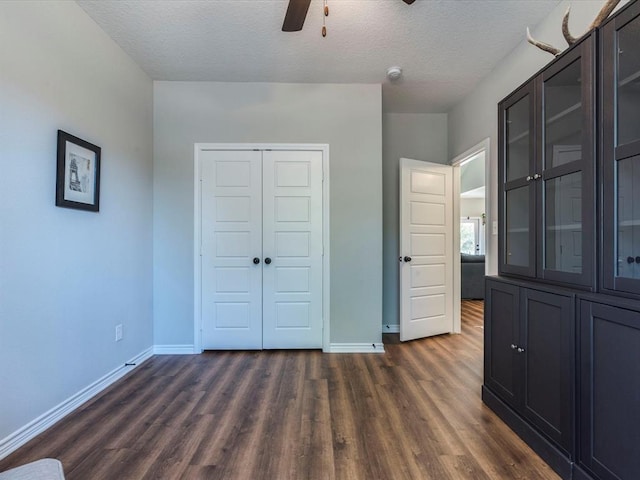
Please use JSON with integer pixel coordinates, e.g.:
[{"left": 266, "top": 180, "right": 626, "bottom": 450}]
[
  {"left": 498, "top": 33, "right": 595, "bottom": 286},
  {"left": 603, "top": 2, "right": 640, "bottom": 296},
  {"left": 540, "top": 52, "right": 591, "bottom": 283},
  {"left": 500, "top": 84, "right": 536, "bottom": 277},
  {"left": 536, "top": 34, "right": 595, "bottom": 287},
  {"left": 617, "top": 156, "right": 640, "bottom": 281},
  {"left": 505, "top": 186, "right": 531, "bottom": 267},
  {"left": 506, "top": 94, "right": 532, "bottom": 182},
  {"left": 617, "top": 14, "right": 640, "bottom": 147}
]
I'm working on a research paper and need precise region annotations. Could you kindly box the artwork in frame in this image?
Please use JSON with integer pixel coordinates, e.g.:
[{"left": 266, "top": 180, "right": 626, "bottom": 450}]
[{"left": 56, "top": 130, "right": 101, "bottom": 211}]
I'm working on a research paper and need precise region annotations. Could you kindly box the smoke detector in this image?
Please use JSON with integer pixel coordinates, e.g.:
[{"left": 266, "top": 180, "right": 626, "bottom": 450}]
[{"left": 386, "top": 66, "right": 403, "bottom": 81}]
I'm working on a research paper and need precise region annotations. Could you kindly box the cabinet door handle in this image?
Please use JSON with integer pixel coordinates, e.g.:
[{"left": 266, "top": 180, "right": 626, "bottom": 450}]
[
  {"left": 511, "top": 344, "right": 518, "bottom": 350},
  {"left": 526, "top": 175, "right": 533, "bottom": 182},
  {"left": 517, "top": 347, "right": 526, "bottom": 353},
  {"left": 533, "top": 173, "right": 541, "bottom": 180}
]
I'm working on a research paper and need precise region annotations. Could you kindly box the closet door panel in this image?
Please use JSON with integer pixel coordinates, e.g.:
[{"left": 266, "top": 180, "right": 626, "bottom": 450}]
[
  {"left": 262, "top": 150, "right": 323, "bottom": 349},
  {"left": 200, "top": 150, "right": 263, "bottom": 349}
]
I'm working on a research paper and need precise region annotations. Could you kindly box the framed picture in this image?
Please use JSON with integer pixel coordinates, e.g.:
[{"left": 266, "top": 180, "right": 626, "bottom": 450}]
[{"left": 56, "top": 130, "right": 101, "bottom": 211}]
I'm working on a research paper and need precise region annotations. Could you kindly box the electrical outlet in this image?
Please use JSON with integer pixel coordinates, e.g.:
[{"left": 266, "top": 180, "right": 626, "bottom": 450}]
[{"left": 115, "top": 324, "right": 123, "bottom": 342}]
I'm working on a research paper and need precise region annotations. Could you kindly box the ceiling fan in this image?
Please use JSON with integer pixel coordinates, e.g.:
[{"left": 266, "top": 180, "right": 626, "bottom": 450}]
[{"left": 282, "top": 0, "right": 416, "bottom": 32}]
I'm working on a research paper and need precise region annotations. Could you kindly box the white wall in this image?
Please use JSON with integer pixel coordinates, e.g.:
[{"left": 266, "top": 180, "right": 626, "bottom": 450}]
[
  {"left": 461, "top": 198, "right": 485, "bottom": 218},
  {"left": 460, "top": 153, "right": 485, "bottom": 194},
  {"left": 0, "top": 0, "right": 153, "bottom": 446},
  {"left": 448, "top": 0, "right": 629, "bottom": 276},
  {"left": 153, "top": 82, "right": 383, "bottom": 346},
  {"left": 382, "top": 113, "right": 448, "bottom": 328}
]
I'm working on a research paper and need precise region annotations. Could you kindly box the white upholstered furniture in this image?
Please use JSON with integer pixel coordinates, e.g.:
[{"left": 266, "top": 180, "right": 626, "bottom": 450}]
[{"left": 0, "top": 459, "right": 65, "bottom": 480}]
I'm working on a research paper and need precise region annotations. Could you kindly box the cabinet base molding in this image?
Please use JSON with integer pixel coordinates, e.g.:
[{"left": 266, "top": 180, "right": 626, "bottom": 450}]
[
  {"left": 482, "top": 386, "right": 573, "bottom": 480},
  {"left": 572, "top": 465, "right": 596, "bottom": 480}
]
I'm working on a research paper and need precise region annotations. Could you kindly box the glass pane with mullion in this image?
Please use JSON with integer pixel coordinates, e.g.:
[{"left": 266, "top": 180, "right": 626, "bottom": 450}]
[
  {"left": 616, "top": 155, "right": 640, "bottom": 279},
  {"left": 506, "top": 96, "right": 531, "bottom": 182},
  {"left": 506, "top": 186, "right": 530, "bottom": 267},
  {"left": 544, "top": 172, "right": 582, "bottom": 274},
  {"left": 544, "top": 58, "right": 582, "bottom": 169},
  {"left": 617, "top": 15, "right": 640, "bottom": 146}
]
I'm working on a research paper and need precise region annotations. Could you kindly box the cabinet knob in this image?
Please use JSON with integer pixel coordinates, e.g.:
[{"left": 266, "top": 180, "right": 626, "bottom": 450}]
[
  {"left": 511, "top": 344, "right": 518, "bottom": 350},
  {"left": 533, "top": 173, "right": 541, "bottom": 180},
  {"left": 526, "top": 175, "right": 533, "bottom": 182},
  {"left": 517, "top": 347, "right": 526, "bottom": 353}
]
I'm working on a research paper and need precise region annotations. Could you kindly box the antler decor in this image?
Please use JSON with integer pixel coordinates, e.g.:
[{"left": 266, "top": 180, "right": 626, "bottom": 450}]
[{"left": 527, "top": 0, "right": 621, "bottom": 57}]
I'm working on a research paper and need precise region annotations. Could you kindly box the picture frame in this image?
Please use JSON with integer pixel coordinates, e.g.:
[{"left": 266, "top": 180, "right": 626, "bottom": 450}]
[{"left": 56, "top": 130, "right": 101, "bottom": 212}]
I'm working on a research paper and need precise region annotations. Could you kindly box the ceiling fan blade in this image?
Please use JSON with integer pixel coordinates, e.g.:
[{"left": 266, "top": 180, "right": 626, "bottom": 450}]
[
  {"left": 282, "top": 0, "right": 312, "bottom": 32},
  {"left": 403, "top": 0, "right": 416, "bottom": 4}
]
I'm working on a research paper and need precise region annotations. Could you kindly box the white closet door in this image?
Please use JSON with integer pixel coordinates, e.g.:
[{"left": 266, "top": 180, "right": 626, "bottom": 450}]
[
  {"left": 201, "top": 150, "right": 263, "bottom": 349},
  {"left": 262, "top": 150, "right": 323, "bottom": 349}
]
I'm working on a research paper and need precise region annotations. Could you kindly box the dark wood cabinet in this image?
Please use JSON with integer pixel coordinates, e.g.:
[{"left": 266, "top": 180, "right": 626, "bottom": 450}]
[
  {"left": 578, "top": 298, "right": 640, "bottom": 480},
  {"left": 488, "top": 4, "right": 640, "bottom": 479},
  {"left": 484, "top": 279, "right": 520, "bottom": 406},
  {"left": 498, "top": 33, "right": 596, "bottom": 288},
  {"left": 521, "top": 287, "right": 573, "bottom": 451},
  {"left": 601, "top": 1, "right": 640, "bottom": 298},
  {"left": 484, "top": 278, "right": 574, "bottom": 454}
]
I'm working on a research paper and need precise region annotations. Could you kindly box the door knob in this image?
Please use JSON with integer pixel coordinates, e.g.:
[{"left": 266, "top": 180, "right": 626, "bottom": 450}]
[
  {"left": 636, "top": 257, "right": 640, "bottom": 264},
  {"left": 264, "top": 257, "right": 272, "bottom": 265},
  {"left": 627, "top": 256, "right": 635, "bottom": 264},
  {"left": 403, "top": 256, "right": 412, "bottom": 262},
  {"left": 253, "top": 257, "right": 260, "bottom": 265}
]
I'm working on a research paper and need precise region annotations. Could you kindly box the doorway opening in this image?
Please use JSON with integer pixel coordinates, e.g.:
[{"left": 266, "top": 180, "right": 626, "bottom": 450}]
[{"left": 452, "top": 139, "right": 490, "bottom": 331}]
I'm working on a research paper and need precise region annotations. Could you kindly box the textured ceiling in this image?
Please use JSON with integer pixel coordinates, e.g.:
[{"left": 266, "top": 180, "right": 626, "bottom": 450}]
[{"left": 77, "top": 0, "right": 562, "bottom": 113}]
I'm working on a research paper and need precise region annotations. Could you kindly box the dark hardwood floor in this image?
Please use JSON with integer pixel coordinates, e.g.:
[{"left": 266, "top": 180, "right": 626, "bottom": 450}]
[{"left": 0, "top": 300, "right": 559, "bottom": 479}]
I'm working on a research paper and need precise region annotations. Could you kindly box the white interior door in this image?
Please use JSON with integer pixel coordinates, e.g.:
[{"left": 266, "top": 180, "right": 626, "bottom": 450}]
[
  {"left": 201, "top": 150, "right": 263, "bottom": 349},
  {"left": 200, "top": 148, "right": 323, "bottom": 350},
  {"left": 262, "top": 151, "right": 323, "bottom": 349},
  {"left": 400, "top": 158, "right": 454, "bottom": 342}
]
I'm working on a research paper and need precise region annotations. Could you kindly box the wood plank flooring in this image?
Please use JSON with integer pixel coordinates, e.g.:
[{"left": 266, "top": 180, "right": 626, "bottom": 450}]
[{"left": 0, "top": 301, "right": 559, "bottom": 479}]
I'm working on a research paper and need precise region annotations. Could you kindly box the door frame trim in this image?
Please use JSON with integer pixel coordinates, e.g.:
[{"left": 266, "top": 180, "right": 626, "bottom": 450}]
[{"left": 193, "top": 143, "right": 331, "bottom": 352}]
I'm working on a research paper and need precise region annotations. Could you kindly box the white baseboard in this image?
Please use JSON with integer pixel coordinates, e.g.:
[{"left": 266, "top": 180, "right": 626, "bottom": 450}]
[
  {"left": 153, "top": 344, "right": 197, "bottom": 355},
  {"left": 383, "top": 324, "right": 400, "bottom": 333},
  {"left": 327, "top": 343, "right": 385, "bottom": 353},
  {"left": 0, "top": 347, "right": 153, "bottom": 461}
]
